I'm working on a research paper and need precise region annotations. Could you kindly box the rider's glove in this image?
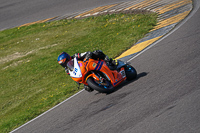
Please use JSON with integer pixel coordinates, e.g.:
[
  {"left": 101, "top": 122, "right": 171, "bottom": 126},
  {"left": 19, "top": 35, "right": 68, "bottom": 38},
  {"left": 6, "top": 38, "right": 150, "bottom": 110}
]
[
  {"left": 84, "top": 52, "right": 92, "bottom": 62},
  {"left": 65, "top": 68, "right": 70, "bottom": 75}
]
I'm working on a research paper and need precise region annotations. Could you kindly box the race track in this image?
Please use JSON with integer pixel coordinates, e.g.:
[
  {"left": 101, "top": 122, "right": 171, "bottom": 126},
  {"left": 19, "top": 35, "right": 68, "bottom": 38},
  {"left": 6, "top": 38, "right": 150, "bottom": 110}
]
[
  {"left": 0, "top": 0, "right": 130, "bottom": 30},
  {"left": 2, "top": 0, "right": 200, "bottom": 132}
]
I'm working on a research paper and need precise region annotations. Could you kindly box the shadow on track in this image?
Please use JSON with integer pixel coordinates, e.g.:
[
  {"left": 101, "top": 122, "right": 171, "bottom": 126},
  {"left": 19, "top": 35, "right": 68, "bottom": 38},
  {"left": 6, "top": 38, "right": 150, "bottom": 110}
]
[{"left": 94, "top": 72, "right": 149, "bottom": 95}]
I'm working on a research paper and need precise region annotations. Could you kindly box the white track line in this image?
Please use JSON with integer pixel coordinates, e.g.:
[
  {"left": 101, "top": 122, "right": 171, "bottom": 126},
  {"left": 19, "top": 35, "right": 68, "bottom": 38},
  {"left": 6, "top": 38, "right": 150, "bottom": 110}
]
[
  {"left": 127, "top": 2, "right": 197, "bottom": 63},
  {"left": 11, "top": 0, "right": 199, "bottom": 132},
  {"left": 10, "top": 89, "right": 84, "bottom": 133}
]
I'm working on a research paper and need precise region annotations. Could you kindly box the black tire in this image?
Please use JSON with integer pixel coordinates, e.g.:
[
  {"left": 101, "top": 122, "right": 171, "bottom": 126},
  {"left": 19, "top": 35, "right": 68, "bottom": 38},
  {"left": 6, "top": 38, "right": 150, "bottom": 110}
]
[
  {"left": 86, "top": 77, "right": 115, "bottom": 93},
  {"left": 124, "top": 65, "right": 137, "bottom": 80}
]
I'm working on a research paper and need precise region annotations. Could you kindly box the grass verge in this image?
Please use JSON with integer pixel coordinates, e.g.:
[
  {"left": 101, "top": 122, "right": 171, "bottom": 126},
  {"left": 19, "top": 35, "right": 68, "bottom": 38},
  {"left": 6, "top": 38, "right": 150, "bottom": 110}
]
[{"left": 0, "top": 13, "right": 157, "bottom": 132}]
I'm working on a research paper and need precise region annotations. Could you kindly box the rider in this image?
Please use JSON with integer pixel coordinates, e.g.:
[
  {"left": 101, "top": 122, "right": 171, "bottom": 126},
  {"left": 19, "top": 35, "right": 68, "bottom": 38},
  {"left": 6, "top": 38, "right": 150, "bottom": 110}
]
[{"left": 57, "top": 50, "right": 118, "bottom": 92}]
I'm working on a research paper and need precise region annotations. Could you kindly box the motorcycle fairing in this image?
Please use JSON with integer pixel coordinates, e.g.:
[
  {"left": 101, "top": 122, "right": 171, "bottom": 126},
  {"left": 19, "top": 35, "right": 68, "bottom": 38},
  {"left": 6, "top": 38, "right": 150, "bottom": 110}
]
[
  {"left": 68, "top": 58, "right": 82, "bottom": 78},
  {"left": 94, "top": 61, "right": 104, "bottom": 71},
  {"left": 85, "top": 59, "right": 126, "bottom": 87}
]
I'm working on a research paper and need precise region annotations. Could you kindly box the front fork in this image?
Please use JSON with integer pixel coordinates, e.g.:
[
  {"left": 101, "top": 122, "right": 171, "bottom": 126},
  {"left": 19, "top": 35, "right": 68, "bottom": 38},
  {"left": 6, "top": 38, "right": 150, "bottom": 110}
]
[
  {"left": 85, "top": 72, "right": 100, "bottom": 83},
  {"left": 85, "top": 72, "right": 108, "bottom": 85}
]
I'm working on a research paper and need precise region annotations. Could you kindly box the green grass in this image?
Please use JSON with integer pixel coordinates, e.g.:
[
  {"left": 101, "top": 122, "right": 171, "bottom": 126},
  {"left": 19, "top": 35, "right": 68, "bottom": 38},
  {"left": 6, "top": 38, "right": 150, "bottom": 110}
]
[{"left": 0, "top": 13, "right": 157, "bottom": 132}]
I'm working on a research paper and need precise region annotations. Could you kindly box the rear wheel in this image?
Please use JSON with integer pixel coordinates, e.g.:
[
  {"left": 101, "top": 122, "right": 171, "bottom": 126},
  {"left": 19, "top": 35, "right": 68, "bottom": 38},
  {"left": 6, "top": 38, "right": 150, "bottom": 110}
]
[
  {"left": 86, "top": 76, "right": 115, "bottom": 93},
  {"left": 124, "top": 65, "right": 137, "bottom": 80}
]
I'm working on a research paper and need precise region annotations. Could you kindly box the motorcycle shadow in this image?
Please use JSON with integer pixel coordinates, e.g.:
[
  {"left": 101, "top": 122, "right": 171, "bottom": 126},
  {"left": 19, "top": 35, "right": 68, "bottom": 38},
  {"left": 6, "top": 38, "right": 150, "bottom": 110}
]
[{"left": 95, "top": 72, "right": 149, "bottom": 95}]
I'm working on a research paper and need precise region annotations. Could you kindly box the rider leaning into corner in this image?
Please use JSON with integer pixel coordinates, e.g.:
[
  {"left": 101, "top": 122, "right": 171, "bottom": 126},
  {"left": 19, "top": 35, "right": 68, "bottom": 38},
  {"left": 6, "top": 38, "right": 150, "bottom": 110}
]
[{"left": 57, "top": 50, "right": 118, "bottom": 92}]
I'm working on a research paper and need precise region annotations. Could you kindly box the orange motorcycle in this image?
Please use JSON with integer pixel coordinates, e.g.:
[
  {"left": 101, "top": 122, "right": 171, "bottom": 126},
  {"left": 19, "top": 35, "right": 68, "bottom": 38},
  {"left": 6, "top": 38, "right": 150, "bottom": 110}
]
[{"left": 67, "top": 57, "right": 137, "bottom": 93}]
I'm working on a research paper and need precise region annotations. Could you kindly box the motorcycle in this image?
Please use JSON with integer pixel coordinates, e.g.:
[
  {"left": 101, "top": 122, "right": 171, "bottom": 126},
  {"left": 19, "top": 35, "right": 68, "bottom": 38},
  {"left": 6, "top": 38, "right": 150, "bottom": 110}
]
[{"left": 67, "top": 57, "right": 137, "bottom": 93}]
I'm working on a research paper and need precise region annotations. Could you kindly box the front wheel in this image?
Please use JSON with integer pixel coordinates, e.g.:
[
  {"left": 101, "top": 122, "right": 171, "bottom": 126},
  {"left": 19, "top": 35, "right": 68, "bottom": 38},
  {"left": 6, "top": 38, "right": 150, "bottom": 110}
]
[
  {"left": 124, "top": 65, "right": 137, "bottom": 80},
  {"left": 86, "top": 77, "right": 115, "bottom": 93}
]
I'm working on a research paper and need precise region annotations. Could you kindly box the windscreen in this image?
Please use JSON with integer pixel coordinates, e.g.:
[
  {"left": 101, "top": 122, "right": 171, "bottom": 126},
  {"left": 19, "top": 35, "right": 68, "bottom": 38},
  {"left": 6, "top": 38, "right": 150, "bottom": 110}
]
[{"left": 67, "top": 59, "right": 74, "bottom": 71}]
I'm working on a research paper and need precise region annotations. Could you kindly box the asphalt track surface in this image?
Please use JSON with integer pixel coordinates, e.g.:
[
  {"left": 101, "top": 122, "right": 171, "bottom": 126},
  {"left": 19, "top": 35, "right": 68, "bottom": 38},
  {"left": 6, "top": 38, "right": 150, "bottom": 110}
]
[
  {"left": 0, "top": 0, "right": 131, "bottom": 31},
  {"left": 2, "top": 0, "right": 200, "bottom": 132}
]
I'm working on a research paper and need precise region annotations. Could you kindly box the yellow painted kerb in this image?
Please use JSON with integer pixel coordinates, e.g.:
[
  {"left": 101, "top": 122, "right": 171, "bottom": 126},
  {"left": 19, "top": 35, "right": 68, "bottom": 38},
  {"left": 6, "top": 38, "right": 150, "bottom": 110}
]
[
  {"left": 116, "top": 36, "right": 163, "bottom": 59},
  {"left": 19, "top": 17, "right": 57, "bottom": 27},
  {"left": 155, "top": 0, "right": 192, "bottom": 14},
  {"left": 75, "top": 4, "right": 117, "bottom": 18},
  {"left": 125, "top": 0, "right": 159, "bottom": 10},
  {"left": 152, "top": 10, "right": 190, "bottom": 31}
]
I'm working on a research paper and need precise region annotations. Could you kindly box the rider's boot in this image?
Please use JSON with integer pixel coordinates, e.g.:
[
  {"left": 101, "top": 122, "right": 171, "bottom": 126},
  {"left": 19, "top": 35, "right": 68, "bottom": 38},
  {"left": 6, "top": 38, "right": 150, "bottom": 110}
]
[
  {"left": 111, "top": 59, "right": 118, "bottom": 66},
  {"left": 105, "top": 56, "right": 118, "bottom": 70}
]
